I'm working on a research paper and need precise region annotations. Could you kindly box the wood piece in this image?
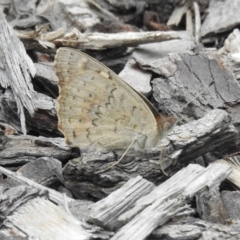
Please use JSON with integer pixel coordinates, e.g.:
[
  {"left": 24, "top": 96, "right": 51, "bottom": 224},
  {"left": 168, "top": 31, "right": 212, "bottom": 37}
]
[
  {"left": 216, "top": 30, "right": 240, "bottom": 85},
  {"left": 118, "top": 57, "right": 152, "bottom": 96},
  {"left": 109, "top": 163, "right": 231, "bottom": 240},
  {"left": 132, "top": 31, "right": 195, "bottom": 69},
  {"left": 0, "top": 185, "right": 112, "bottom": 240},
  {"left": 0, "top": 13, "right": 36, "bottom": 134},
  {"left": 217, "top": 157, "right": 240, "bottom": 189},
  {"left": 95, "top": 0, "right": 145, "bottom": 24},
  {"left": 7, "top": 198, "right": 92, "bottom": 240},
  {"left": 37, "top": 0, "right": 104, "bottom": 31},
  {"left": 0, "top": 166, "right": 73, "bottom": 206},
  {"left": 167, "top": 2, "right": 190, "bottom": 26},
  {"left": 201, "top": 0, "right": 240, "bottom": 37},
  {"left": 151, "top": 53, "right": 240, "bottom": 125},
  {"left": 54, "top": 30, "right": 180, "bottom": 49},
  {"left": 17, "top": 157, "right": 64, "bottom": 186},
  {"left": 103, "top": 0, "right": 137, "bottom": 11},
  {"left": 0, "top": 174, "right": 112, "bottom": 239},
  {"left": 0, "top": 133, "right": 75, "bottom": 166},
  {"left": 63, "top": 109, "right": 237, "bottom": 199},
  {"left": 193, "top": 1, "right": 201, "bottom": 44},
  {"left": 167, "top": 109, "right": 237, "bottom": 163},
  {"left": 195, "top": 187, "right": 225, "bottom": 224},
  {"left": 9, "top": 0, "right": 41, "bottom": 29},
  {"left": 86, "top": 0, "right": 119, "bottom": 22},
  {"left": 0, "top": 89, "right": 59, "bottom": 137},
  {"left": 221, "top": 191, "right": 240, "bottom": 221},
  {"left": 34, "top": 63, "right": 58, "bottom": 98},
  {"left": 219, "top": 29, "right": 240, "bottom": 54},
  {"left": 196, "top": 185, "right": 240, "bottom": 225},
  {"left": 89, "top": 176, "right": 155, "bottom": 230},
  {"left": 112, "top": 198, "right": 188, "bottom": 240},
  {"left": 151, "top": 216, "right": 240, "bottom": 239},
  {"left": 152, "top": 221, "right": 202, "bottom": 239}
]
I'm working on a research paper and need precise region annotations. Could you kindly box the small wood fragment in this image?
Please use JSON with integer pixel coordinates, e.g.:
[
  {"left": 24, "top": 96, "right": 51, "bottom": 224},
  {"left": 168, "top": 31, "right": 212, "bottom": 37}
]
[
  {"left": 0, "top": 134, "right": 74, "bottom": 166},
  {"left": 201, "top": 0, "right": 240, "bottom": 37},
  {"left": 89, "top": 176, "right": 155, "bottom": 230},
  {"left": 8, "top": 197, "right": 92, "bottom": 240},
  {"left": 217, "top": 156, "right": 240, "bottom": 189},
  {"left": 17, "top": 157, "right": 64, "bottom": 186},
  {"left": 193, "top": 2, "right": 201, "bottom": 43},
  {"left": 167, "top": 3, "right": 190, "bottom": 26},
  {"left": 54, "top": 30, "right": 180, "bottom": 49},
  {"left": 0, "top": 13, "right": 36, "bottom": 134},
  {"left": 152, "top": 216, "right": 240, "bottom": 239},
  {"left": 118, "top": 57, "right": 152, "bottom": 96}
]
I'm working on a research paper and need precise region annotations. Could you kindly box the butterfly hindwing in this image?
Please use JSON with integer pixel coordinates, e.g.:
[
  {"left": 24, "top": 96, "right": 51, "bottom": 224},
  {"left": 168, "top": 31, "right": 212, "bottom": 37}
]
[{"left": 55, "top": 48, "right": 171, "bottom": 150}]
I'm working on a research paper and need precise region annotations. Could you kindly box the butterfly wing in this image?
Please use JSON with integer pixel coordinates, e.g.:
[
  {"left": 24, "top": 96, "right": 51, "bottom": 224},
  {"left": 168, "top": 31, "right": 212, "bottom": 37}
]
[{"left": 55, "top": 48, "right": 170, "bottom": 150}]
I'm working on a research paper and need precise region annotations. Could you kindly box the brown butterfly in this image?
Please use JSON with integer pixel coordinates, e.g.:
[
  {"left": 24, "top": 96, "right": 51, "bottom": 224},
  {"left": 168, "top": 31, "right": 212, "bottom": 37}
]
[{"left": 54, "top": 48, "right": 175, "bottom": 151}]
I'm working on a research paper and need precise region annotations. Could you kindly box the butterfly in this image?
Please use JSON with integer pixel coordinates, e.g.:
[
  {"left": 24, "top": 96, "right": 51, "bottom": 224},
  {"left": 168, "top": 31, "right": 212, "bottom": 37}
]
[{"left": 54, "top": 47, "right": 176, "bottom": 151}]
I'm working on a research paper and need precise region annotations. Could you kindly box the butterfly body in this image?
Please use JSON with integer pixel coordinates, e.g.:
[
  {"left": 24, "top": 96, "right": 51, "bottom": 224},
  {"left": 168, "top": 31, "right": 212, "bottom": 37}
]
[{"left": 55, "top": 48, "right": 175, "bottom": 151}]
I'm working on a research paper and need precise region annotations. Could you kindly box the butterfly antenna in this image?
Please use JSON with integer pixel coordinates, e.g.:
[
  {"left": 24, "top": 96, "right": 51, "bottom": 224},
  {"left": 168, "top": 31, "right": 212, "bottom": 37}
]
[
  {"left": 95, "top": 138, "right": 136, "bottom": 174},
  {"left": 175, "top": 81, "right": 214, "bottom": 125},
  {"left": 158, "top": 82, "right": 214, "bottom": 175},
  {"left": 180, "top": 81, "right": 214, "bottom": 111}
]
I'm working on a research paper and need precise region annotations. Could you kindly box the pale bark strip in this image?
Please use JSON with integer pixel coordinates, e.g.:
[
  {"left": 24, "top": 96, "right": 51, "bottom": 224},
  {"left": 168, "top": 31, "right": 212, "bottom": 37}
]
[
  {"left": 167, "top": 3, "right": 190, "bottom": 26},
  {"left": 193, "top": 2, "right": 201, "bottom": 43},
  {"left": 54, "top": 30, "right": 180, "bottom": 49},
  {"left": 0, "top": 13, "right": 36, "bottom": 134},
  {"left": 89, "top": 176, "right": 155, "bottom": 230},
  {"left": 217, "top": 157, "right": 240, "bottom": 189},
  {"left": 7, "top": 197, "right": 91, "bottom": 240}
]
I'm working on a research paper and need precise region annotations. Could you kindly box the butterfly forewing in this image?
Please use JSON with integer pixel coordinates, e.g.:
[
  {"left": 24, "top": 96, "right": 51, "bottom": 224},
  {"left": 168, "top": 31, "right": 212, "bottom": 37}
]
[{"left": 55, "top": 48, "right": 161, "bottom": 150}]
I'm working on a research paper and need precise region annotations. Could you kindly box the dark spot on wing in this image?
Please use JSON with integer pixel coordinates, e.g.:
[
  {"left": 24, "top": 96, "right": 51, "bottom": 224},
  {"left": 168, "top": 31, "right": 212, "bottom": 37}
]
[
  {"left": 108, "top": 71, "right": 112, "bottom": 80},
  {"left": 92, "top": 118, "right": 98, "bottom": 126},
  {"left": 66, "top": 139, "right": 72, "bottom": 145},
  {"left": 73, "top": 130, "right": 76, "bottom": 138}
]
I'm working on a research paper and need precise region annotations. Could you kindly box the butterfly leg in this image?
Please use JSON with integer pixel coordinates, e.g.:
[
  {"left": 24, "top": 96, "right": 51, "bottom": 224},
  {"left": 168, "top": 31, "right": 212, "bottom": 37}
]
[{"left": 95, "top": 138, "right": 136, "bottom": 174}]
